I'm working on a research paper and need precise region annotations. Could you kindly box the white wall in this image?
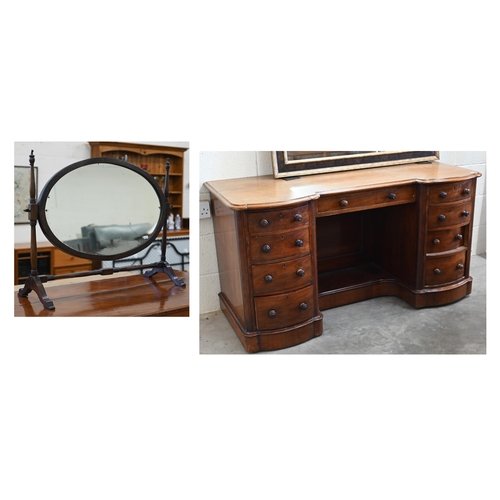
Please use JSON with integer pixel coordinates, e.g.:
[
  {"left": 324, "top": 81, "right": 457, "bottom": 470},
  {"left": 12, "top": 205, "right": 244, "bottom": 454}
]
[
  {"left": 199, "top": 152, "right": 274, "bottom": 313},
  {"left": 438, "top": 152, "right": 486, "bottom": 255},
  {"left": 14, "top": 142, "right": 92, "bottom": 244},
  {"left": 199, "top": 151, "right": 487, "bottom": 314},
  {"left": 14, "top": 141, "right": 190, "bottom": 245}
]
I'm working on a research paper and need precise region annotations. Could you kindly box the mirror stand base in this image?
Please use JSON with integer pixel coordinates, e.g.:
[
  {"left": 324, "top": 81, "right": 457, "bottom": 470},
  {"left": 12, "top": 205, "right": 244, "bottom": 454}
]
[
  {"left": 18, "top": 274, "right": 55, "bottom": 310},
  {"left": 144, "top": 263, "right": 186, "bottom": 287}
]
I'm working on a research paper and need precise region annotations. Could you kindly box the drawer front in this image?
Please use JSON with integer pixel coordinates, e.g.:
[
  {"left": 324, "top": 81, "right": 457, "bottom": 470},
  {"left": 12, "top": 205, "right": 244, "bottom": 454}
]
[
  {"left": 426, "top": 227, "right": 467, "bottom": 253},
  {"left": 247, "top": 204, "right": 309, "bottom": 233},
  {"left": 54, "top": 264, "right": 93, "bottom": 275},
  {"left": 317, "top": 185, "right": 416, "bottom": 215},
  {"left": 249, "top": 227, "right": 310, "bottom": 262},
  {"left": 425, "top": 250, "right": 467, "bottom": 286},
  {"left": 254, "top": 285, "right": 315, "bottom": 330},
  {"left": 252, "top": 255, "right": 313, "bottom": 295},
  {"left": 428, "top": 201, "right": 473, "bottom": 229},
  {"left": 54, "top": 249, "right": 91, "bottom": 267},
  {"left": 428, "top": 180, "right": 473, "bottom": 204}
]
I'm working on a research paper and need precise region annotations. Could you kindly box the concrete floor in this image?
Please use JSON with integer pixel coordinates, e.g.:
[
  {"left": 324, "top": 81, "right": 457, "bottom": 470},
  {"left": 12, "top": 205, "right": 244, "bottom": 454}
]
[{"left": 200, "top": 254, "right": 486, "bottom": 354}]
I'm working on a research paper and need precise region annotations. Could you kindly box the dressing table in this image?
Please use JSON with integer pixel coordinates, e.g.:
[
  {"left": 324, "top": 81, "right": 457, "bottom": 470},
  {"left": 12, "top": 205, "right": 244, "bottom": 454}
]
[{"left": 205, "top": 162, "right": 481, "bottom": 353}]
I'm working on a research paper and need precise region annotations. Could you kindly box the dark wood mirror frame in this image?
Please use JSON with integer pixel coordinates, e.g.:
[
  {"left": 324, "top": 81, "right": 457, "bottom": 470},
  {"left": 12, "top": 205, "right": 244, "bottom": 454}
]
[
  {"left": 37, "top": 156, "right": 168, "bottom": 261},
  {"left": 272, "top": 151, "right": 439, "bottom": 178},
  {"left": 18, "top": 151, "right": 186, "bottom": 310}
]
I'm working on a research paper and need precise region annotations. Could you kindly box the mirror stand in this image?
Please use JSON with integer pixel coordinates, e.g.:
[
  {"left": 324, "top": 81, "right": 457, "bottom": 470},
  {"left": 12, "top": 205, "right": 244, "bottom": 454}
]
[
  {"left": 143, "top": 158, "right": 186, "bottom": 287},
  {"left": 17, "top": 151, "right": 55, "bottom": 310},
  {"left": 17, "top": 152, "right": 185, "bottom": 311}
]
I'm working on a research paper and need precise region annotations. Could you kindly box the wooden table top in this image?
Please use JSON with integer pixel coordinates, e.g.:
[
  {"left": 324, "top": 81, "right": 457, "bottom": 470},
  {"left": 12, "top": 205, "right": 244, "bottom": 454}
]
[
  {"left": 205, "top": 162, "right": 482, "bottom": 210},
  {"left": 14, "top": 271, "right": 189, "bottom": 317}
]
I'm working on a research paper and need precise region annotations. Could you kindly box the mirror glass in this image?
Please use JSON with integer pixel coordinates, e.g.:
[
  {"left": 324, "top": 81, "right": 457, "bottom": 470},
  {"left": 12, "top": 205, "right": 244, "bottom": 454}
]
[{"left": 38, "top": 160, "right": 166, "bottom": 260}]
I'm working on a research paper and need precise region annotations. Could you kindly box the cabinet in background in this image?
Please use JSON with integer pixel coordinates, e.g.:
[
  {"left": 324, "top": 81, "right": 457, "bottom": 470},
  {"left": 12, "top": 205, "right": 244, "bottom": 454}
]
[
  {"left": 89, "top": 142, "right": 188, "bottom": 232},
  {"left": 14, "top": 243, "right": 97, "bottom": 285}
]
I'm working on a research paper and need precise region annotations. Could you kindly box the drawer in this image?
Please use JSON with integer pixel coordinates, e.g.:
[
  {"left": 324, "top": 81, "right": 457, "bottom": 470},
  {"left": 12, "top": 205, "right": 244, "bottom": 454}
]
[
  {"left": 426, "top": 227, "right": 467, "bottom": 253},
  {"left": 252, "top": 255, "right": 313, "bottom": 295},
  {"left": 428, "top": 180, "right": 473, "bottom": 204},
  {"left": 247, "top": 204, "right": 309, "bottom": 234},
  {"left": 249, "top": 227, "right": 310, "bottom": 263},
  {"left": 317, "top": 185, "right": 416, "bottom": 216},
  {"left": 54, "top": 264, "right": 93, "bottom": 275},
  {"left": 54, "top": 249, "right": 91, "bottom": 267},
  {"left": 254, "top": 285, "right": 315, "bottom": 330},
  {"left": 425, "top": 249, "right": 467, "bottom": 286},
  {"left": 427, "top": 201, "right": 473, "bottom": 229}
]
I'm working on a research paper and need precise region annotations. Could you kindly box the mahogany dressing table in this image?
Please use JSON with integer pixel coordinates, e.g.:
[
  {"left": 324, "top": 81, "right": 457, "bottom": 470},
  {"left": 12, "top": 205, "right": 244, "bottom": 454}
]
[{"left": 205, "top": 162, "right": 481, "bottom": 353}]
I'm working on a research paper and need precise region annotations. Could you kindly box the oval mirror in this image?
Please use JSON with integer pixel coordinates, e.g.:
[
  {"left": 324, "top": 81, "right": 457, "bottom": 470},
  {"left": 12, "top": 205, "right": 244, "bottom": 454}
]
[{"left": 38, "top": 158, "right": 167, "bottom": 260}]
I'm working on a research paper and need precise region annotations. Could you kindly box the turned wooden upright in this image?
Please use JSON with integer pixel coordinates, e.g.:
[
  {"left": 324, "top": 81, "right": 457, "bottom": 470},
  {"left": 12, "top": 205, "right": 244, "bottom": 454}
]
[{"left": 205, "top": 162, "right": 481, "bottom": 353}]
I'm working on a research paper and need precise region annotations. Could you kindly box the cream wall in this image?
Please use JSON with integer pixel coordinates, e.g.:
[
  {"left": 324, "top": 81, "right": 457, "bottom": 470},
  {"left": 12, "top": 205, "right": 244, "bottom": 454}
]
[
  {"left": 199, "top": 151, "right": 487, "bottom": 315},
  {"left": 15, "top": 142, "right": 92, "bottom": 245},
  {"left": 14, "top": 141, "right": 190, "bottom": 245},
  {"left": 438, "top": 151, "right": 486, "bottom": 256}
]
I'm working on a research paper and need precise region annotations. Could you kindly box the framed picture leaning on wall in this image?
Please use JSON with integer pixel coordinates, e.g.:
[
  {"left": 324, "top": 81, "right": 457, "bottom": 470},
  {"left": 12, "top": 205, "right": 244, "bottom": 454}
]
[
  {"left": 14, "top": 165, "right": 37, "bottom": 224},
  {"left": 272, "top": 151, "right": 439, "bottom": 178}
]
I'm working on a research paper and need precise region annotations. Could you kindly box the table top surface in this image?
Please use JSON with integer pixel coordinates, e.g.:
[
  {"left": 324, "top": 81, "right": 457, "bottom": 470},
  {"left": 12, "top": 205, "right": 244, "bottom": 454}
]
[
  {"left": 14, "top": 270, "right": 189, "bottom": 317},
  {"left": 205, "top": 162, "right": 482, "bottom": 210}
]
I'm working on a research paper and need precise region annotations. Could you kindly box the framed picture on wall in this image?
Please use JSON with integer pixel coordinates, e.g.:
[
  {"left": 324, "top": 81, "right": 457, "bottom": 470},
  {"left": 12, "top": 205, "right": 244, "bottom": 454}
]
[
  {"left": 272, "top": 151, "right": 439, "bottom": 178},
  {"left": 14, "top": 166, "right": 37, "bottom": 224}
]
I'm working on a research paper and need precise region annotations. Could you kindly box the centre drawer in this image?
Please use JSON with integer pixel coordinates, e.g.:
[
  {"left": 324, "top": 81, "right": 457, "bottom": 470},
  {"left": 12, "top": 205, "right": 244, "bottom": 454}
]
[
  {"left": 249, "top": 227, "right": 310, "bottom": 263},
  {"left": 252, "top": 255, "right": 313, "bottom": 295},
  {"left": 254, "top": 285, "right": 315, "bottom": 330},
  {"left": 317, "top": 185, "right": 416, "bottom": 216}
]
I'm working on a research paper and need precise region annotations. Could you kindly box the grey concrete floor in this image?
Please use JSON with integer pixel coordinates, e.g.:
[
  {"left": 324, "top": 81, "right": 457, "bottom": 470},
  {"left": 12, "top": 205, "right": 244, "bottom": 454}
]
[{"left": 200, "top": 254, "right": 486, "bottom": 354}]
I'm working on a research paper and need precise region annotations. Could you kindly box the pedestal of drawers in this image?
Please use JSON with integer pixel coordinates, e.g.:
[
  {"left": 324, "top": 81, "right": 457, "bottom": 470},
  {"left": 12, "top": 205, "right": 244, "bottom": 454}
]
[
  {"left": 420, "top": 179, "right": 476, "bottom": 305},
  {"left": 211, "top": 199, "right": 323, "bottom": 353}
]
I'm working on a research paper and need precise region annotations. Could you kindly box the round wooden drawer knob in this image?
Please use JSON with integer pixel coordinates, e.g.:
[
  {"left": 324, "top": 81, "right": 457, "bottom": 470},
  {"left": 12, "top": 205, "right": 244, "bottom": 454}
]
[
  {"left": 260, "top": 219, "right": 269, "bottom": 227},
  {"left": 438, "top": 214, "right": 446, "bottom": 221},
  {"left": 388, "top": 193, "right": 397, "bottom": 200},
  {"left": 340, "top": 199, "right": 349, "bottom": 207},
  {"left": 268, "top": 310, "right": 277, "bottom": 318},
  {"left": 262, "top": 244, "right": 271, "bottom": 253},
  {"left": 439, "top": 191, "right": 448, "bottom": 198},
  {"left": 456, "top": 263, "right": 464, "bottom": 270},
  {"left": 463, "top": 188, "right": 471, "bottom": 195},
  {"left": 293, "top": 214, "right": 303, "bottom": 222},
  {"left": 455, "top": 233, "right": 463, "bottom": 240},
  {"left": 295, "top": 239, "right": 304, "bottom": 247},
  {"left": 434, "top": 268, "right": 441, "bottom": 275},
  {"left": 299, "top": 302, "right": 308, "bottom": 310},
  {"left": 462, "top": 210, "right": 470, "bottom": 217},
  {"left": 265, "top": 275, "right": 273, "bottom": 283},
  {"left": 433, "top": 238, "right": 441, "bottom": 245},
  {"left": 296, "top": 269, "right": 306, "bottom": 277}
]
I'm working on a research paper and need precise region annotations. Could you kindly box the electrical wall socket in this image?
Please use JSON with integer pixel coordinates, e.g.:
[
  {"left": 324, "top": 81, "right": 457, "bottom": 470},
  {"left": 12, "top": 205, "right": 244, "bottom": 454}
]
[{"left": 200, "top": 201, "right": 211, "bottom": 219}]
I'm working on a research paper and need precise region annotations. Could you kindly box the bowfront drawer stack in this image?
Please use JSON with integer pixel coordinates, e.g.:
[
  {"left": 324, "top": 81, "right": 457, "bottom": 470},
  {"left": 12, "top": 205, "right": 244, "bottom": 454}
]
[
  {"left": 248, "top": 204, "right": 317, "bottom": 333},
  {"left": 210, "top": 197, "right": 323, "bottom": 353},
  {"left": 425, "top": 180, "right": 476, "bottom": 288}
]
